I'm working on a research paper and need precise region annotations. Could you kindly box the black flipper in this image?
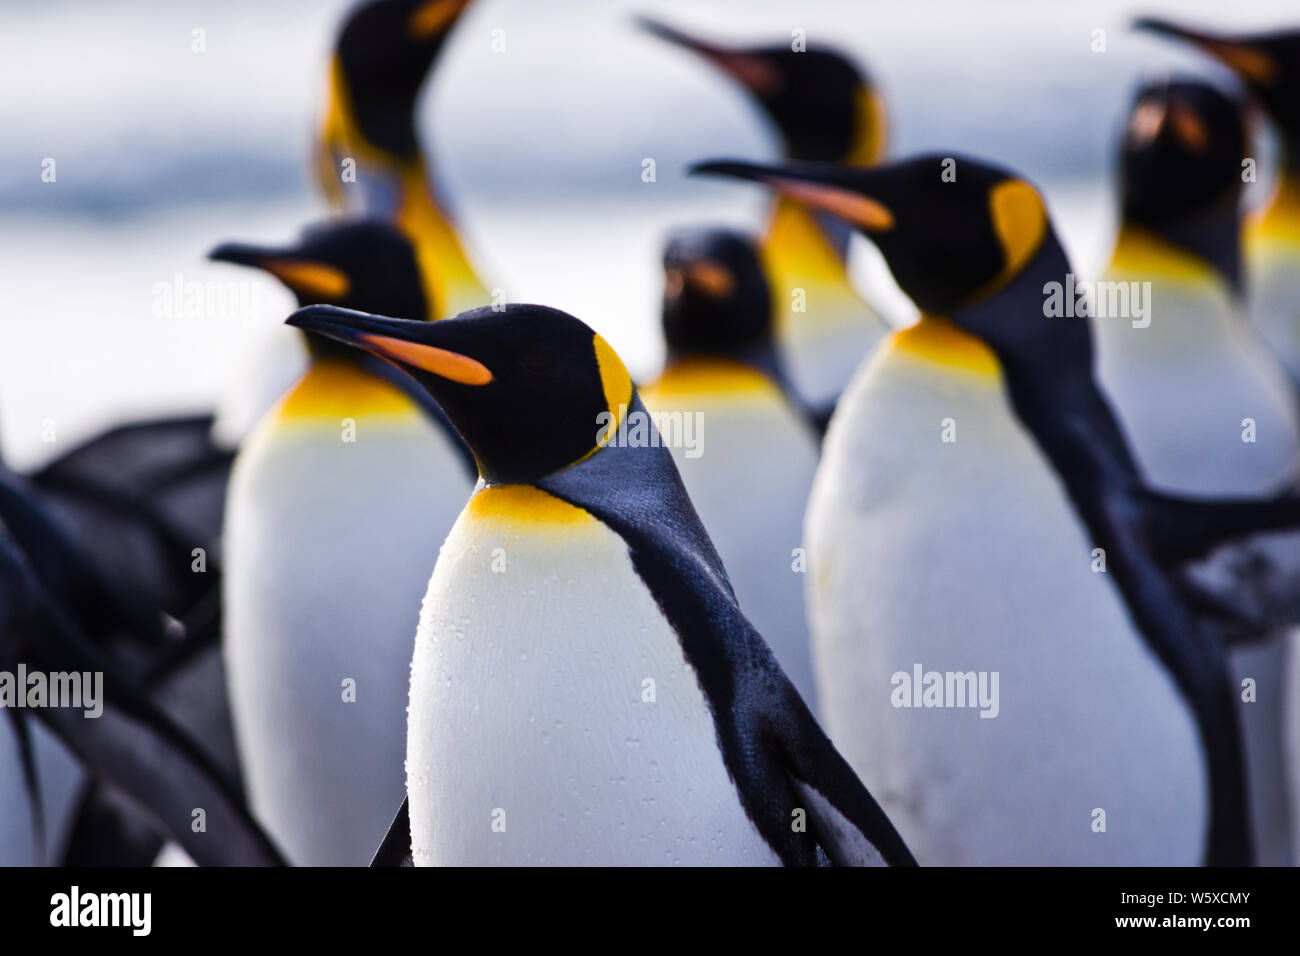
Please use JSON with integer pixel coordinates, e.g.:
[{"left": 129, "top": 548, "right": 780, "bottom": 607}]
[
  {"left": 371, "top": 797, "right": 414, "bottom": 867},
  {"left": 25, "top": 415, "right": 233, "bottom": 624},
  {"left": 539, "top": 396, "right": 914, "bottom": 866},
  {"left": 0, "top": 529, "right": 285, "bottom": 867},
  {"left": 6, "top": 707, "right": 45, "bottom": 865},
  {"left": 1139, "top": 488, "right": 1300, "bottom": 566}
]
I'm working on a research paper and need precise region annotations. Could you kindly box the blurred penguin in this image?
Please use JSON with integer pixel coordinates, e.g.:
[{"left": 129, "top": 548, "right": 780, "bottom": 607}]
[
  {"left": 640, "top": 18, "right": 890, "bottom": 421},
  {"left": 209, "top": 220, "right": 473, "bottom": 865},
  {"left": 215, "top": 0, "right": 487, "bottom": 448},
  {"left": 1135, "top": 19, "right": 1300, "bottom": 388},
  {"left": 1095, "top": 78, "right": 1300, "bottom": 865}
]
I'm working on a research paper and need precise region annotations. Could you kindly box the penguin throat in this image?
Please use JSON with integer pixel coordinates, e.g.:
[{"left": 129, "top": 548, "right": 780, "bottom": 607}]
[
  {"left": 1110, "top": 219, "right": 1240, "bottom": 292},
  {"left": 396, "top": 163, "right": 491, "bottom": 319},
  {"left": 646, "top": 356, "right": 782, "bottom": 400},
  {"left": 1252, "top": 169, "right": 1300, "bottom": 244},
  {"left": 890, "top": 315, "right": 1000, "bottom": 379},
  {"left": 276, "top": 357, "right": 418, "bottom": 422}
]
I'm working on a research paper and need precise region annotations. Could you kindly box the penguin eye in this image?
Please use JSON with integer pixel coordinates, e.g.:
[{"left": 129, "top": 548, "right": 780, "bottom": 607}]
[{"left": 521, "top": 351, "right": 556, "bottom": 373}]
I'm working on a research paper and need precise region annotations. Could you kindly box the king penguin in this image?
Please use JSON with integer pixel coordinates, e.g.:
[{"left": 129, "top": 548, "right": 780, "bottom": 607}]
[
  {"left": 287, "top": 302, "right": 917, "bottom": 867},
  {"left": 691, "top": 153, "right": 1300, "bottom": 865},
  {"left": 214, "top": 0, "right": 488, "bottom": 448},
  {"left": 1135, "top": 19, "right": 1300, "bottom": 388},
  {"left": 639, "top": 228, "right": 822, "bottom": 707},
  {"left": 1096, "top": 78, "right": 1300, "bottom": 866},
  {"left": 640, "top": 19, "right": 890, "bottom": 420},
  {"left": 209, "top": 220, "right": 474, "bottom": 865}
]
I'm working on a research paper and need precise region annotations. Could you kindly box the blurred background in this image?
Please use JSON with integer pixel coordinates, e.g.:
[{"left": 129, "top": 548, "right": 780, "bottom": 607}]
[{"left": 1, "top": 0, "right": 1295, "bottom": 468}]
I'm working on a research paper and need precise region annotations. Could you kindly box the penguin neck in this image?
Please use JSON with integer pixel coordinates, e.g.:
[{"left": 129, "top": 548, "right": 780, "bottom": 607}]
[
  {"left": 278, "top": 353, "right": 418, "bottom": 422},
  {"left": 661, "top": 341, "right": 786, "bottom": 389},
  {"left": 1114, "top": 204, "right": 1242, "bottom": 294},
  {"left": 396, "top": 160, "right": 489, "bottom": 318},
  {"left": 1254, "top": 162, "right": 1300, "bottom": 244},
  {"left": 761, "top": 195, "right": 855, "bottom": 285},
  {"left": 315, "top": 56, "right": 421, "bottom": 206},
  {"left": 952, "top": 239, "right": 1142, "bottom": 482}
]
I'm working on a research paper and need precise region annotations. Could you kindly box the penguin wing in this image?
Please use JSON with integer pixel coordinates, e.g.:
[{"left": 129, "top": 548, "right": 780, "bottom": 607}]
[
  {"left": 754, "top": 668, "right": 918, "bottom": 866},
  {"left": 1139, "top": 487, "right": 1300, "bottom": 565},
  {"left": 371, "top": 797, "right": 414, "bottom": 867},
  {"left": 539, "top": 419, "right": 915, "bottom": 866},
  {"left": 0, "top": 529, "right": 286, "bottom": 867},
  {"left": 1138, "top": 488, "right": 1300, "bottom": 635}
]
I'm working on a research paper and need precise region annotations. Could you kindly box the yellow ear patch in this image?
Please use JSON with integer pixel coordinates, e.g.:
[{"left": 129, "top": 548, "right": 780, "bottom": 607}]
[
  {"left": 357, "top": 333, "right": 493, "bottom": 385},
  {"left": 775, "top": 179, "right": 895, "bottom": 232},
  {"left": 408, "top": 0, "right": 464, "bottom": 39},
  {"left": 593, "top": 333, "right": 633, "bottom": 439},
  {"left": 845, "top": 86, "right": 888, "bottom": 167},
  {"left": 264, "top": 260, "right": 350, "bottom": 299},
  {"left": 988, "top": 179, "right": 1047, "bottom": 280}
]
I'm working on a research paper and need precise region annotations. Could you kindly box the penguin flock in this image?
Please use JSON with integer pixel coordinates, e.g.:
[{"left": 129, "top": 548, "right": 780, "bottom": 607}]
[{"left": 6, "top": 1, "right": 1300, "bottom": 868}]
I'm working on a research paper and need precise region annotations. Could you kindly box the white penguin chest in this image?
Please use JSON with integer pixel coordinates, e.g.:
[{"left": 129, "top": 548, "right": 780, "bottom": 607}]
[
  {"left": 806, "top": 333, "right": 1207, "bottom": 865},
  {"left": 223, "top": 389, "right": 470, "bottom": 865},
  {"left": 1093, "top": 273, "right": 1299, "bottom": 494},
  {"left": 406, "top": 484, "right": 780, "bottom": 866}
]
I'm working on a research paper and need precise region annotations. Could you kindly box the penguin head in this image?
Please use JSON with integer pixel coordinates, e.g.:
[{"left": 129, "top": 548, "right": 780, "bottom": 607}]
[
  {"left": 332, "top": 0, "right": 474, "bottom": 158},
  {"left": 286, "top": 303, "right": 635, "bottom": 485},
  {"left": 1119, "top": 78, "right": 1246, "bottom": 226},
  {"left": 692, "top": 154, "right": 1053, "bottom": 322},
  {"left": 661, "top": 228, "right": 773, "bottom": 362},
  {"left": 639, "top": 17, "right": 885, "bottom": 164},
  {"left": 1135, "top": 18, "right": 1300, "bottom": 145},
  {"left": 209, "top": 219, "right": 428, "bottom": 321}
]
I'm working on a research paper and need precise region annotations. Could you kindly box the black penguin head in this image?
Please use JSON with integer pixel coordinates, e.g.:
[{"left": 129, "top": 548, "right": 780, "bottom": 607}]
[
  {"left": 692, "top": 154, "right": 1053, "bottom": 320},
  {"left": 1135, "top": 18, "right": 1300, "bottom": 150},
  {"left": 1120, "top": 79, "right": 1246, "bottom": 225},
  {"left": 209, "top": 219, "right": 428, "bottom": 321},
  {"left": 286, "top": 303, "right": 635, "bottom": 485},
  {"left": 661, "top": 228, "right": 772, "bottom": 362},
  {"left": 639, "top": 17, "right": 884, "bottom": 164},
  {"left": 333, "top": 0, "right": 474, "bottom": 158}
]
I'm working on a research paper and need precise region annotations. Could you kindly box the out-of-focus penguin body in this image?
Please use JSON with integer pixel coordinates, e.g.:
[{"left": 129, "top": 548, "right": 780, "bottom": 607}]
[
  {"left": 1094, "top": 79, "right": 1300, "bottom": 865},
  {"left": 212, "top": 222, "right": 472, "bottom": 865}
]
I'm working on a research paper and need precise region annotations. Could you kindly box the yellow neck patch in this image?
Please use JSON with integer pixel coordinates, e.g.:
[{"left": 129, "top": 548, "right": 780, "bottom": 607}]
[
  {"left": 466, "top": 484, "right": 593, "bottom": 527},
  {"left": 1249, "top": 172, "right": 1300, "bottom": 245},
  {"left": 762, "top": 196, "right": 857, "bottom": 284},
  {"left": 315, "top": 57, "right": 391, "bottom": 207},
  {"left": 397, "top": 161, "right": 491, "bottom": 319},
  {"left": 891, "top": 315, "right": 1000, "bottom": 379},
  {"left": 594, "top": 333, "right": 634, "bottom": 436},
  {"left": 642, "top": 357, "right": 780, "bottom": 402},
  {"left": 1108, "top": 223, "right": 1220, "bottom": 285},
  {"left": 275, "top": 359, "right": 420, "bottom": 423}
]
